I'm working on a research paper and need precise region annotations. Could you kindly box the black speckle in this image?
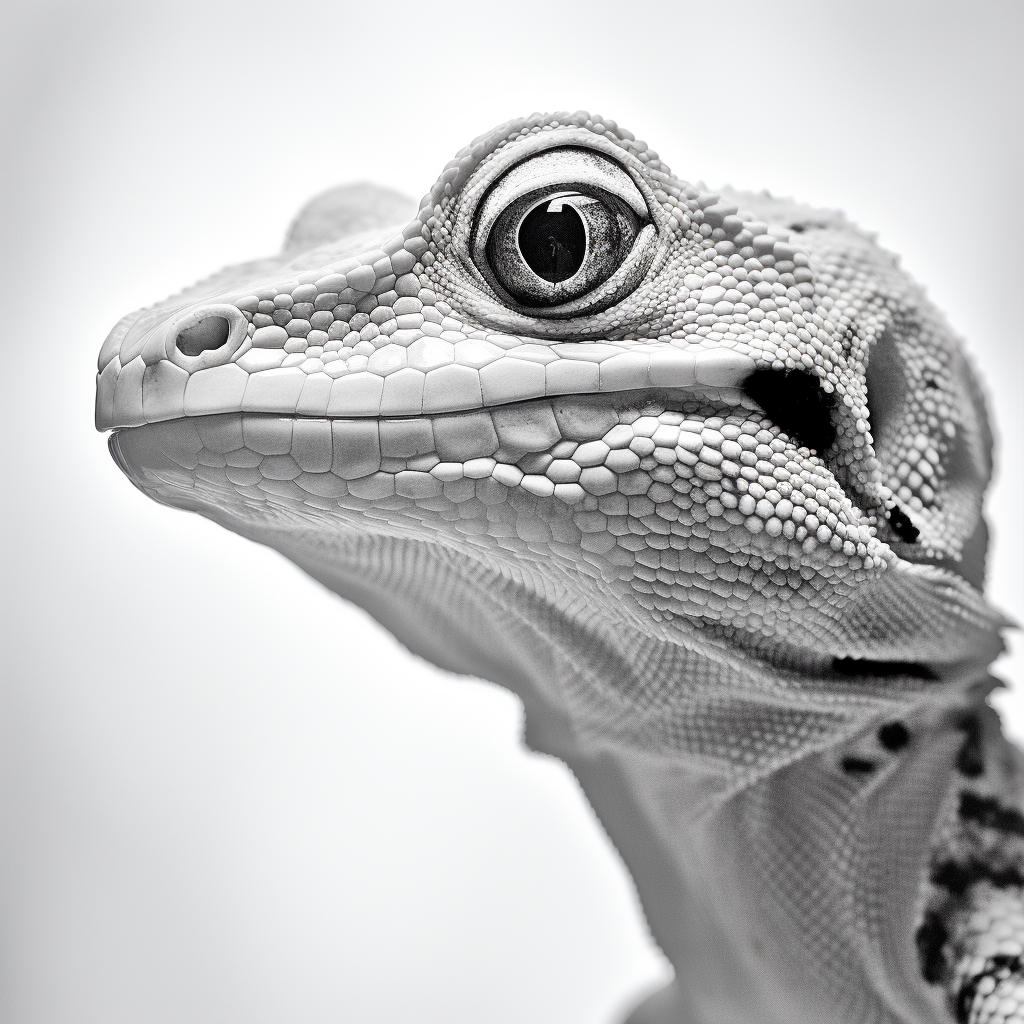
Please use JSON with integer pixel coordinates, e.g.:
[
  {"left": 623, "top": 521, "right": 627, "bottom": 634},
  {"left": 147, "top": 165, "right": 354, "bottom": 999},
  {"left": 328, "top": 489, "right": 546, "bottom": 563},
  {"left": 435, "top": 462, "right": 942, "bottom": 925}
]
[
  {"left": 931, "top": 857, "right": 1024, "bottom": 896},
  {"left": 842, "top": 756, "right": 876, "bottom": 774},
  {"left": 741, "top": 368, "right": 837, "bottom": 455},
  {"left": 959, "top": 792, "right": 1024, "bottom": 838},
  {"left": 878, "top": 721, "right": 911, "bottom": 751},
  {"left": 924, "top": 378, "right": 939, "bottom": 390},
  {"left": 916, "top": 910, "right": 949, "bottom": 984},
  {"left": 786, "top": 221, "right": 830, "bottom": 234},
  {"left": 888, "top": 505, "right": 920, "bottom": 544},
  {"left": 956, "top": 955, "right": 1024, "bottom": 1024},
  {"left": 955, "top": 713, "right": 986, "bottom": 778},
  {"left": 832, "top": 658, "right": 937, "bottom": 681}
]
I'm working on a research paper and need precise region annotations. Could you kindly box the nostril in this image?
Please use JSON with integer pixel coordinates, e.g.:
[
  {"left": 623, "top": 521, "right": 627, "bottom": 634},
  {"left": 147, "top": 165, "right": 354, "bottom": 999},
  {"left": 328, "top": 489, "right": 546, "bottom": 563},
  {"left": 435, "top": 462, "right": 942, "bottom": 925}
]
[{"left": 175, "top": 315, "right": 230, "bottom": 357}]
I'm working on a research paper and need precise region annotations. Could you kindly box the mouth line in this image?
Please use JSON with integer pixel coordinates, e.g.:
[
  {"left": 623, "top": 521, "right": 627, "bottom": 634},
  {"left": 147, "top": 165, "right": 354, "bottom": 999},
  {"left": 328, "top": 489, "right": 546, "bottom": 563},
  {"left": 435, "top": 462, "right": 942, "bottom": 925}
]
[
  {"left": 108, "top": 384, "right": 768, "bottom": 429},
  {"left": 98, "top": 338, "right": 776, "bottom": 432},
  {"left": 106, "top": 363, "right": 845, "bottom": 447},
  {"left": 110, "top": 387, "right": 853, "bottom": 532}
]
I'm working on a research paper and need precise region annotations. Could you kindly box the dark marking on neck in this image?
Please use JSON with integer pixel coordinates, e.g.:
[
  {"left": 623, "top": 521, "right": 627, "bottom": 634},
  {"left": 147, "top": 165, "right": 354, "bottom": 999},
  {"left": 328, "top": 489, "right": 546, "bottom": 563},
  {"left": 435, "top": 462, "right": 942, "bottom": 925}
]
[
  {"left": 955, "top": 713, "right": 986, "bottom": 778},
  {"left": 878, "top": 721, "right": 911, "bottom": 751},
  {"left": 916, "top": 911, "right": 949, "bottom": 984},
  {"left": 841, "top": 756, "right": 876, "bottom": 775},
  {"left": 832, "top": 658, "right": 937, "bottom": 681},
  {"left": 930, "top": 856, "right": 1024, "bottom": 896},
  {"left": 959, "top": 792, "right": 1024, "bottom": 838},
  {"left": 888, "top": 504, "right": 920, "bottom": 544}
]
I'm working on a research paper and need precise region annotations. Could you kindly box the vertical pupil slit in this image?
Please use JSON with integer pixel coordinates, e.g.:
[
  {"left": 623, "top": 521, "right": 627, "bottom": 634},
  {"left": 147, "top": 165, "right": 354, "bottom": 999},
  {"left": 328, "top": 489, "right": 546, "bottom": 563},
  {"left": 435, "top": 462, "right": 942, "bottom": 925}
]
[{"left": 518, "top": 200, "right": 586, "bottom": 283}]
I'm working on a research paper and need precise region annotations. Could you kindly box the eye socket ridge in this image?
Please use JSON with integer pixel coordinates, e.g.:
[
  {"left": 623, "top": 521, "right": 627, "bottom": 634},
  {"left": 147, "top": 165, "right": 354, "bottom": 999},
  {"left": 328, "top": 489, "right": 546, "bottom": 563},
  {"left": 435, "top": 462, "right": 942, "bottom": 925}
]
[{"left": 470, "top": 147, "right": 658, "bottom": 317}]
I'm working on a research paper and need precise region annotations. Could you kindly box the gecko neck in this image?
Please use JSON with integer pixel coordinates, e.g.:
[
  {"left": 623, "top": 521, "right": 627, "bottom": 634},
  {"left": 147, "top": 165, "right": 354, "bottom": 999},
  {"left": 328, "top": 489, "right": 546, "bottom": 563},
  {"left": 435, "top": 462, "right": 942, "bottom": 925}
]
[
  {"left": 565, "top": 731, "right": 966, "bottom": 1024},
  {"left": 249, "top": 525, "right": 985, "bottom": 1024}
]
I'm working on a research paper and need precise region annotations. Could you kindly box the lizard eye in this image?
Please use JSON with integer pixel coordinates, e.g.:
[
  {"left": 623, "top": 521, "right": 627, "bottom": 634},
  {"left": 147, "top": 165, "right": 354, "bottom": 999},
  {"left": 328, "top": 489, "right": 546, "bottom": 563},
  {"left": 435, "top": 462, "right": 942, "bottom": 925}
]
[{"left": 471, "top": 148, "right": 657, "bottom": 317}]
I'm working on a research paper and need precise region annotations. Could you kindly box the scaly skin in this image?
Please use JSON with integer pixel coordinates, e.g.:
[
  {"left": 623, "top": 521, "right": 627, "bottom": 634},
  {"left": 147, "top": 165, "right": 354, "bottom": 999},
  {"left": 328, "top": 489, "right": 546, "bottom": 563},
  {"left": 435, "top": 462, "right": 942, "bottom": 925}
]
[{"left": 96, "top": 112, "right": 1023, "bottom": 1023}]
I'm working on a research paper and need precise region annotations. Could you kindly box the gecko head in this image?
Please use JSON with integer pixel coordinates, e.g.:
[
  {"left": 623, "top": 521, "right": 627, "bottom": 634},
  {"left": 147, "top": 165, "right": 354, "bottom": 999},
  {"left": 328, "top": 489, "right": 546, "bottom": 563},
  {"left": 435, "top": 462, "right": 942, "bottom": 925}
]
[{"left": 97, "top": 112, "right": 1003, "bottom": 685}]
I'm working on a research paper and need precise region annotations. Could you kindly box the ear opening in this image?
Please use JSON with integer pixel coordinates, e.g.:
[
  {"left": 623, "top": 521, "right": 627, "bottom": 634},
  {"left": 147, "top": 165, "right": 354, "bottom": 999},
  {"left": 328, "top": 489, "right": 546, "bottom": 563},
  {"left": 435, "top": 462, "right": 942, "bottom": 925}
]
[
  {"left": 864, "top": 323, "right": 908, "bottom": 447},
  {"left": 865, "top": 319, "right": 993, "bottom": 578}
]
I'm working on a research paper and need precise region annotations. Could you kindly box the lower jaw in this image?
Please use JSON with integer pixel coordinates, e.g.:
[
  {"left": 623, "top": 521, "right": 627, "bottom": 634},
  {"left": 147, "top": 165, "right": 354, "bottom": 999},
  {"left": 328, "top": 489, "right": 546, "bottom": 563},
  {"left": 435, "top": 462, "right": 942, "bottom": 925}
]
[
  {"left": 113, "top": 394, "right": 874, "bottom": 632},
  {"left": 109, "top": 390, "right": 1003, "bottom": 680}
]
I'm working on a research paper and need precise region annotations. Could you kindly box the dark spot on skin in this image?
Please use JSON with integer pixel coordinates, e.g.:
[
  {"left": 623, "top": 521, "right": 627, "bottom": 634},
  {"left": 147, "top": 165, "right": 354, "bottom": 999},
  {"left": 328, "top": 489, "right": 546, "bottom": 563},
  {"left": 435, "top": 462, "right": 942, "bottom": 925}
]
[
  {"left": 787, "top": 221, "right": 829, "bottom": 234},
  {"left": 742, "top": 368, "right": 837, "bottom": 455},
  {"left": 959, "top": 792, "right": 1024, "bottom": 838},
  {"left": 832, "top": 658, "right": 937, "bottom": 680},
  {"left": 955, "top": 713, "right": 986, "bottom": 778},
  {"left": 841, "top": 756, "right": 876, "bottom": 774},
  {"left": 956, "top": 955, "right": 1024, "bottom": 1024},
  {"left": 878, "top": 722, "right": 911, "bottom": 751},
  {"left": 888, "top": 505, "right": 920, "bottom": 544},
  {"left": 916, "top": 910, "right": 949, "bottom": 984},
  {"left": 931, "top": 857, "right": 1024, "bottom": 896}
]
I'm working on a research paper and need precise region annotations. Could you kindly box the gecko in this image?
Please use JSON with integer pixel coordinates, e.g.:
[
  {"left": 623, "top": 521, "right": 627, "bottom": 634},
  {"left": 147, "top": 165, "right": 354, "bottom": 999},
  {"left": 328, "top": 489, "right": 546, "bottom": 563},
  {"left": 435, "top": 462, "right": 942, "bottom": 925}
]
[{"left": 95, "top": 111, "right": 1023, "bottom": 1024}]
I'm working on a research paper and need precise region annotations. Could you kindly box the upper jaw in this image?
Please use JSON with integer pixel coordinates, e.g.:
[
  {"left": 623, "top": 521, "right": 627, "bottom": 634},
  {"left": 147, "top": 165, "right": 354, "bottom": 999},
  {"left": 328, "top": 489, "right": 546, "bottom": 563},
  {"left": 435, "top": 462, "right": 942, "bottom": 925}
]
[
  {"left": 91, "top": 223, "right": 886, "bottom": 570},
  {"left": 94, "top": 313, "right": 762, "bottom": 431},
  {"left": 94, "top": 121, "right": 840, "bottom": 434},
  {"left": 92, "top": 244, "right": 886, "bottom": 558}
]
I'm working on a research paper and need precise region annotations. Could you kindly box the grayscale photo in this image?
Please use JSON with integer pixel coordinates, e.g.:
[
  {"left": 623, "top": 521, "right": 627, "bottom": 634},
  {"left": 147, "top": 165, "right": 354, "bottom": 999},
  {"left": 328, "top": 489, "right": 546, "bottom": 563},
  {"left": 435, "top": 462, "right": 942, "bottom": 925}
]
[{"left": 3, "top": 2, "right": 1021, "bottom": 1022}]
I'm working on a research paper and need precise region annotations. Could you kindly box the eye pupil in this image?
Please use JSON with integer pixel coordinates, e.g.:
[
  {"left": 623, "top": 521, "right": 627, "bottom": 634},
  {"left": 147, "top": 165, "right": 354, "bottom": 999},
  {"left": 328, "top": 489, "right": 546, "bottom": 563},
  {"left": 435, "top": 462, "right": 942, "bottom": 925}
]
[{"left": 518, "top": 200, "right": 586, "bottom": 283}]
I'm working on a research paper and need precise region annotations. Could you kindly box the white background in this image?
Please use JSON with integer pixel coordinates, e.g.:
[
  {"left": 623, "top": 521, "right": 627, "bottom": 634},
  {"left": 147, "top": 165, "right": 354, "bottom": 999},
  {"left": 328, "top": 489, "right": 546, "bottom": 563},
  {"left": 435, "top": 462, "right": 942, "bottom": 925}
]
[{"left": 2, "top": 2, "right": 1020, "bottom": 1022}]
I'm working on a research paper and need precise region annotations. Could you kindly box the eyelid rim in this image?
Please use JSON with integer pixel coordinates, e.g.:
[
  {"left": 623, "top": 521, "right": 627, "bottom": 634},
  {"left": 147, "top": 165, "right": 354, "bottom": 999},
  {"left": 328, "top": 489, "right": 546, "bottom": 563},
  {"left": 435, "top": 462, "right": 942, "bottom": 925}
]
[
  {"left": 471, "top": 147, "right": 649, "bottom": 260},
  {"left": 449, "top": 128, "right": 669, "bottom": 298}
]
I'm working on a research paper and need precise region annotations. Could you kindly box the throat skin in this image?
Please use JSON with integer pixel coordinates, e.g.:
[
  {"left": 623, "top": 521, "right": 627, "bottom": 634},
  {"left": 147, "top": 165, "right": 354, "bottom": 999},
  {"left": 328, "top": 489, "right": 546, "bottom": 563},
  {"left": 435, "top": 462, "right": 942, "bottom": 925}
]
[{"left": 239, "top": 517, "right": 987, "bottom": 1024}]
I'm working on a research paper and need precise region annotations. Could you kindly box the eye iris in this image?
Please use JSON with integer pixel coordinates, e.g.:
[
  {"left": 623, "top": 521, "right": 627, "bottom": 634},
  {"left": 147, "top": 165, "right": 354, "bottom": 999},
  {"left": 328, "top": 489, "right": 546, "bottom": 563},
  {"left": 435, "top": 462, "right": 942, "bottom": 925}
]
[{"left": 518, "top": 199, "right": 587, "bottom": 283}]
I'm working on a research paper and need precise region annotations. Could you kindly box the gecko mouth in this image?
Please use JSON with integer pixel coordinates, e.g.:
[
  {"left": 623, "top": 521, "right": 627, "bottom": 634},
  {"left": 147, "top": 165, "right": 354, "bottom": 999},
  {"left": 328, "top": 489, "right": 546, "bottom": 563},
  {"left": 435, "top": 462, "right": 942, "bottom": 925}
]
[
  {"left": 95, "top": 304, "right": 938, "bottom": 568},
  {"left": 106, "top": 369, "right": 1004, "bottom": 680},
  {"left": 106, "top": 351, "right": 872, "bottom": 547},
  {"left": 108, "top": 371, "right": 840, "bottom": 472},
  {"left": 109, "top": 369, "right": 868, "bottom": 567},
  {"left": 741, "top": 368, "right": 837, "bottom": 456},
  {"left": 104, "top": 327, "right": 902, "bottom": 598}
]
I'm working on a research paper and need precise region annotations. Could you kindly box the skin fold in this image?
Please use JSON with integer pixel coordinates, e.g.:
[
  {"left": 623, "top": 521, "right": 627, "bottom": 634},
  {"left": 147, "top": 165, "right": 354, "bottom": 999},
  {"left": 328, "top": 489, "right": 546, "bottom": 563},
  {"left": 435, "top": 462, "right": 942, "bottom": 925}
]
[{"left": 96, "top": 112, "right": 1023, "bottom": 1024}]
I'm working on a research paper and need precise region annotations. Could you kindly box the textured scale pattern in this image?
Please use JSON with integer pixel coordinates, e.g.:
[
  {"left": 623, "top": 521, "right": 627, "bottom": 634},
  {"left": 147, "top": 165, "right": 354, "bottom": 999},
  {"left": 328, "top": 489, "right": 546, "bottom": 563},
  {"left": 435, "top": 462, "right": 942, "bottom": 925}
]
[{"left": 96, "top": 112, "right": 1020, "bottom": 1024}]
